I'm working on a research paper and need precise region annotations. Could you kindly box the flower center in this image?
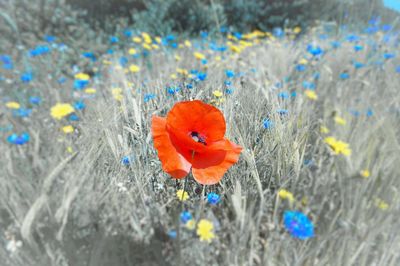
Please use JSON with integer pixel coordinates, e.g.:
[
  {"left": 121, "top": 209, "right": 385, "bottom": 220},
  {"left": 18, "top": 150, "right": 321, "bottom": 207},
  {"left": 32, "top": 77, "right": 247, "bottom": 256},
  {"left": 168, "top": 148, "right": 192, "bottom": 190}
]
[{"left": 190, "top": 131, "right": 207, "bottom": 145}]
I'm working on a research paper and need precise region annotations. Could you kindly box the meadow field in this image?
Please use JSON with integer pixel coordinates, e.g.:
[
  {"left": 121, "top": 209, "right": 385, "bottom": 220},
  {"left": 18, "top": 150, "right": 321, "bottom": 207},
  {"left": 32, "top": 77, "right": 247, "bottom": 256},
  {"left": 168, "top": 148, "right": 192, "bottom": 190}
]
[{"left": 0, "top": 2, "right": 400, "bottom": 265}]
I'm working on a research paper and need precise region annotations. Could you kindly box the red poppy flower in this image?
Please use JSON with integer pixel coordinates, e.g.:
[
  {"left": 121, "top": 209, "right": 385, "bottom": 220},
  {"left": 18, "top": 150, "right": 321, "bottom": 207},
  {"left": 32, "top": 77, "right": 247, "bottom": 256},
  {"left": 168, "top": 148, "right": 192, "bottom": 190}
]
[{"left": 151, "top": 100, "right": 242, "bottom": 185}]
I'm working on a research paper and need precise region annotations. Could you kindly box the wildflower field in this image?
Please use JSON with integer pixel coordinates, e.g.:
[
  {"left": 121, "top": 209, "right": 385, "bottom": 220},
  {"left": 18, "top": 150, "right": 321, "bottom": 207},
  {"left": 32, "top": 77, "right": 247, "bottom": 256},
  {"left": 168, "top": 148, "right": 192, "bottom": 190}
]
[{"left": 1, "top": 4, "right": 400, "bottom": 265}]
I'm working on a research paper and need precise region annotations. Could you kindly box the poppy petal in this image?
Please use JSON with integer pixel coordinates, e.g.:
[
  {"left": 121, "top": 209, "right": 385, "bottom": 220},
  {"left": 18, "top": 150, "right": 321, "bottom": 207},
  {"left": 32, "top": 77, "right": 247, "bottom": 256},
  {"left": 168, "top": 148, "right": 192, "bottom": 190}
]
[
  {"left": 166, "top": 100, "right": 226, "bottom": 144},
  {"left": 151, "top": 116, "right": 191, "bottom": 178},
  {"left": 192, "top": 141, "right": 242, "bottom": 185}
]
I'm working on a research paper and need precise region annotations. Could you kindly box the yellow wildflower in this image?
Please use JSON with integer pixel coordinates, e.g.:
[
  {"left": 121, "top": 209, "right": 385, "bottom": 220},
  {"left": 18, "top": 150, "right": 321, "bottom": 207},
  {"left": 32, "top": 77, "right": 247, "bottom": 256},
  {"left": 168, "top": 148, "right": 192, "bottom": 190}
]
[
  {"left": 278, "top": 189, "right": 294, "bottom": 203},
  {"left": 360, "top": 169, "right": 370, "bottom": 178},
  {"left": 196, "top": 219, "right": 215, "bottom": 242},
  {"left": 320, "top": 126, "right": 330, "bottom": 134},
  {"left": 132, "top": 37, "right": 142, "bottom": 43},
  {"left": 62, "top": 125, "right": 74, "bottom": 134},
  {"left": 194, "top": 52, "right": 206, "bottom": 60},
  {"left": 128, "top": 48, "right": 137, "bottom": 55},
  {"left": 334, "top": 116, "right": 346, "bottom": 125},
  {"left": 175, "top": 55, "right": 181, "bottom": 61},
  {"left": 375, "top": 198, "right": 389, "bottom": 210},
  {"left": 50, "top": 103, "right": 74, "bottom": 120},
  {"left": 184, "top": 40, "right": 192, "bottom": 47},
  {"left": 299, "top": 58, "right": 308, "bottom": 65},
  {"left": 213, "top": 90, "right": 223, "bottom": 97},
  {"left": 129, "top": 64, "right": 140, "bottom": 73},
  {"left": 185, "top": 220, "right": 196, "bottom": 230},
  {"left": 152, "top": 44, "right": 159, "bottom": 50},
  {"left": 170, "top": 73, "right": 177, "bottom": 79},
  {"left": 324, "top": 137, "right": 351, "bottom": 156},
  {"left": 176, "top": 189, "right": 189, "bottom": 202},
  {"left": 6, "top": 102, "right": 20, "bottom": 109},
  {"left": 142, "top": 43, "right": 152, "bottom": 50},
  {"left": 176, "top": 68, "right": 189, "bottom": 76},
  {"left": 74, "top": 73, "right": 90, "bottom": 80},
  {"left": 305, "top": 90, "right": 318, "bottom": 100},
  {"left": 293, "top": 26, "right": 302, "bottom": 34},
  {"left": 66, "top": 146, "right": 73, "bottom": 153},
  {"left": 84, "top": 88, "right": 96, "bottom": 94}
]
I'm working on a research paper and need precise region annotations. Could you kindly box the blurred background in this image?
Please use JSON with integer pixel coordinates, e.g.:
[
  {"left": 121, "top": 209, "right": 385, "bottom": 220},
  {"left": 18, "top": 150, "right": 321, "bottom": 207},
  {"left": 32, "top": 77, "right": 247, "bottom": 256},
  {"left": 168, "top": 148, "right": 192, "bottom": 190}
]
[{"left": 0, "top": 0, "right": 398, "bottom": 46}]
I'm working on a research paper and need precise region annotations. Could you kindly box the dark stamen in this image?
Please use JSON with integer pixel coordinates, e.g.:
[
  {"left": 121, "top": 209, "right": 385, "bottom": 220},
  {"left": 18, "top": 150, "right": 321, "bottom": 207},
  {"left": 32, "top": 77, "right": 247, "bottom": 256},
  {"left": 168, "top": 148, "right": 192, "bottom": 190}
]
[{"left": 190, "top": 131, "right": 207, "bottom": 145}]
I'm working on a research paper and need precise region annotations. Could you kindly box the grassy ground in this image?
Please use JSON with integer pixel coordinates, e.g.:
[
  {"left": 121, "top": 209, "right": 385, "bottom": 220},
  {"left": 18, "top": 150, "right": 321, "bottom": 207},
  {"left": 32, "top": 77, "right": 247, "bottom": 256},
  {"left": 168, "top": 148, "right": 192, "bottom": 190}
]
[{"left": 0, "top": 22, "right": 400, "bottom": 265}]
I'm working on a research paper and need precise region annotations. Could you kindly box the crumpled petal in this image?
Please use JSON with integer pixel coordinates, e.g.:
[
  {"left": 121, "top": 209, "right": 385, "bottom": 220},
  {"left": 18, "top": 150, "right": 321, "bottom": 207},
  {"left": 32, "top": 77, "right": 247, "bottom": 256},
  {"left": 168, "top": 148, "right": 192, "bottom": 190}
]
[
  {"left": 151, "top": 116, "right": 191, "bottom": 178},
  {"left": 192, "top": 140, "right": 242, "bottom": 185}
]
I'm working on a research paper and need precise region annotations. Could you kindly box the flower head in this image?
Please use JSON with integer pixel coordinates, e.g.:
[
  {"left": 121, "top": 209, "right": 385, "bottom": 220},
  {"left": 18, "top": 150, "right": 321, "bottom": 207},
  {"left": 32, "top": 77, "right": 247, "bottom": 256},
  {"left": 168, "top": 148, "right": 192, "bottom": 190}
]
[
  {"left": 151, "top": 100, "right": 242, "bottom": 185},
  {"left": 278, "top": 189, "right": 294, "bottom": 203},
  {"left": 176, "top": 189, "right": 189, "bottom": 201},
  {"left": 50, "top": 103, "right": 74, "bottom": 120},
  {"left": 7, "top": 132, "right": 30, "bottom": 145},
  {"left": 283, "top": 211, "right": 314, "bottom": 240},
  {"left": 324, "top": 137, "right": 351, "bottom": 156},
  {"left": 207, "top": 192, "right": 221, "bottom": 205},
  {"left": 196, "top": 219, "right": 215, "bottom": 242}
]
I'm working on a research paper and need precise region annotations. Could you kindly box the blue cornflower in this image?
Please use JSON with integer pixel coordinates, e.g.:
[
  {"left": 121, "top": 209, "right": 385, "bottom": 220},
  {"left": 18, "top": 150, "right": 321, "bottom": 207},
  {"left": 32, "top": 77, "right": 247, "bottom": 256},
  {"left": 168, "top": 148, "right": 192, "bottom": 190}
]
[
  {"left": 354, "top": 44, "right": 364, "bottom": 52},
  {"left": 186, "top": 83, "right": 193, "bottom": 89},
  {"left": 121, "top": 155, "right": 133, "bottom": 166},
  {"left": 277, "top": 109, "right": 289, "bottom": 116},
  {"left": 339, "top": 72, "right": 350, "bottom": 80},
  {"left": 73, "top": 101, "right": 86, "bottom": 110},
  {"left": 168, "top": 230, "right": 177, "bottom": 239},
  {"left": 396, "top": 66, "right": 400, "bottom": 73},
  {"left": 21, "top": 72, "right": 33, "bottom": 83},
  {"left": 384, "top": 53, "right": 395, "bottom": 60},
  {"left": 207, "top": 192, "right": 221, "bottom": 205},
  {"left": 201, "top": 59, "right": 208, "bottom": 65},
  {"left": 82, "top": 52, "right": 97, "bottom": 62},
  {"left": 1, "top": 55, "right": 13, "bottom": 69},
  {"left": 29, "top": 45, "right": 50, "bottom": 57},
  {"left": 13, "top": 108, "right": 32, "bottom": 118},
  {"left": 58, "top": 77, "right": 67, "bottom": 84},
  {"left": 68, "top": 113, "right": 79, "bottom": 121},
  {"left": 196, "top": 72, "right": 207, "bottom": 81},
  {"left": 263, "top": 119, "right": 274, "bottom": 129},
  {"left": 110, "top": 36, "right": 119, "bottom": 44},
  {"left": 225, "top": 88, "right": 234, "bottom": 94},
  {"left": 144, "top": 93, "right": 156, "bottom": 103},
  {"left": 331, "top": 41, "right": 341, "bottom": 49},
  {"left": 291, "top": 91, "right": 297, "bottom": 98},
  {"left": 200, "top": 31, "right": 209, "bottom": 39},
  {"left": 366, "top": 108, "right": 373, "bottom": 117},
  {"left": 347, "top": 34, "right": 360, "bottom": 42},
  {"left": 233, "top": 31, "right": 242, "bottom": 39},
  {"left": 123, "top": 29, "right": 132, "bottom": 37},
  {"left": 353, "top": 62, "right": 365, "bottom": 69},
  {"left": 7, "top": 132, "right": 30, "bottom": 145},
  {"left": 283, "top": 210, "right": 314, "bottom": 240},
  {"left": 119, "top": 56, "right": 128, "bottom": 67},
  {"left": 225, "top": 70, "right": 235, "bottom": 78},
  {"left": 382, "top": 24, "right": 392, "bottom": 32},
  {"left": 302, "top": 81, "right": 315, "bottom": 90},
  {"left": 180, "top": 211, "right": 193, "bottom": 223},
  {"left": 29, "top": 96, "right": 41, "bottom": 105},
  {"left": 273, "top": 27, "right": 284, "bottom": 38},
  {"left": 295, "top": 64, "right": 306, "bottom": 72},
  {"left": 307, "top": 44, "right": 323, "bottom": 56},
  {"left": 44, "top": 35, "right": 56, "bottom": 43},
  {"left": 278, "top": 92, "right": 289, "bottom": 99},
  {"left": 224, "top": 80, "right": 232, "bottom": 86},
  {"left": 74, "top": 79, "right": 89, "bottom": 90}
]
